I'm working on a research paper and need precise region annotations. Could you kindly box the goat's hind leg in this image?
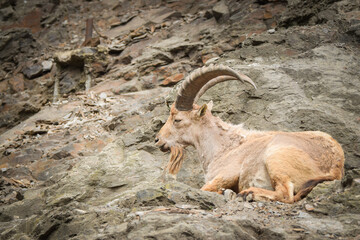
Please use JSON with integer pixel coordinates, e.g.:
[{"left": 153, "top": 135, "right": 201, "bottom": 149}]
[
  {"left": 239, "top": 175, "right": 295, "bottom": 203},
  {"left": 240, "top": 147, "right": 318, "bottom": 203}
]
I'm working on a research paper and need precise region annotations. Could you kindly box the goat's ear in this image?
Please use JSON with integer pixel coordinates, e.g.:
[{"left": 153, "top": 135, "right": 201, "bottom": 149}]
[{"left": 198, "top": 104, "right": 207, "bottom": 117}]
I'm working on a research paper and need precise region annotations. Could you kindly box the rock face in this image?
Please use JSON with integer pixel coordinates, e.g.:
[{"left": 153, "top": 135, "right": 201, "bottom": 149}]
[{"left": 0, "top": 0, "right": 359, "bottom": 239}]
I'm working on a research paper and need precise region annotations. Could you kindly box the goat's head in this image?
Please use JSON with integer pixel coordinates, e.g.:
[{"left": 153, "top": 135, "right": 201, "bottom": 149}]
[{"left": 155, "top": 64, "right": 257, "bottom": 174}]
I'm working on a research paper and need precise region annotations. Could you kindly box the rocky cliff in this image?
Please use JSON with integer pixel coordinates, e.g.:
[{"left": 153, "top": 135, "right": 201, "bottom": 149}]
[{"left": 0, "top": 0, "right": 359, "bottom": 239}]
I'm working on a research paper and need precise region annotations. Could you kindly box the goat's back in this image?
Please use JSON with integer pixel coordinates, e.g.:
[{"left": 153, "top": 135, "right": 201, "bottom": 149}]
[{"left": 265, "top": 131, "right": 344, "bottom": 178}]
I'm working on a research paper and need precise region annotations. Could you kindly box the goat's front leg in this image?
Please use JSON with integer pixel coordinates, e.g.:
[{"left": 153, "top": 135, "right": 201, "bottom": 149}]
[{"left": 201, "top": 175, "right": 239, "bottom": 194}]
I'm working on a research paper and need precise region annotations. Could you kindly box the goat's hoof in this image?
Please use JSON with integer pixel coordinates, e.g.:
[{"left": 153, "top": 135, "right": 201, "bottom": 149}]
[
  {"left": 246, "top": 192, "right": 254, "bottom": 202},
  {"left": 238, "top": 191, "right": 254, "bottom": 202},
  {"left": 223, "top": 189, "right": 236, "bottom": 201}
]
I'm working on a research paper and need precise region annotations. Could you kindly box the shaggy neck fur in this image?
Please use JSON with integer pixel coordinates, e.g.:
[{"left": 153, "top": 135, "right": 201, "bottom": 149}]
[{"left": 191, "top": 115, "right": 248, "bottom": 174}]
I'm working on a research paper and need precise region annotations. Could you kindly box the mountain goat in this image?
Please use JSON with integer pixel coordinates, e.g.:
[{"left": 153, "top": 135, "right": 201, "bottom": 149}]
[{"left": 155, "top": 65, "right": 345, "bottom": 203}]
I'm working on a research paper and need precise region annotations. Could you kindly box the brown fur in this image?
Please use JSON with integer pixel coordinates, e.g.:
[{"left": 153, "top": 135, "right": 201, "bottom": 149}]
[
  {"left": 166, "top": 146, "right": 184, "bottom": 175},
  {"left": 156, "top": 104, "right": 345, "bottom": 203}
]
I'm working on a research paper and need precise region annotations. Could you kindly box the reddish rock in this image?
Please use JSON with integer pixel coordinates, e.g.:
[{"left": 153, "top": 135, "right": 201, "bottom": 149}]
[
  {"left": 201, "top": 53, "right": 218, "bottom": 64},
  {"left": 2, "top": 8, "right": 42, "bottom": 34},
  {"left": 212, "top": 46, "right": 223, "bottom": 56},
  {"left": 29, "top": 159, "right": 55, "bottom": 180},
  {"left": 264, "top": 11, "right": 272, "bottom": 19},
  {"left": 152, "top": 63, "right": 188, "bottom": 84},
  {"left": 0, "top": 162, "right": 9, "bottom": 169},
  {"left": 91, "top": 62, "right": 107, "bottom": 75},
  {"left": 160, "top": 73, "right": 184, "bottom": 87},
  {"left": 72, "top": 138, "right": 107, "bottom": 156},
  {"left": 124, "top": 71, "right": 137, "bottom": 80},
  {"left": 283, "top": 48, "right": 298, "bottom": 57},
  {"left": 21, "top": 8, "right": 42, "bottom": 33},
  {"left": 152, "top": 66, "right": 172, "bottom": 80},
  {"left": 270, "top": 21, "right": 277, "bottom": 29},
  {"left": 9, "top": 74, "right": 25, "bottom": 92}
]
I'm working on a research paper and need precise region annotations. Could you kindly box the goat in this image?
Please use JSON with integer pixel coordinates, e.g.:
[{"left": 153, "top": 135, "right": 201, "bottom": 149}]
[{"left": 155, "top": 65, "right": 345, "bottom": 203}]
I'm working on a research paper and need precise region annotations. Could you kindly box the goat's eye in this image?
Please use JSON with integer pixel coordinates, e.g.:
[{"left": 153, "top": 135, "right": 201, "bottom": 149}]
[{"left": 174, "top": 119, "right": 182, "bottom": 123}]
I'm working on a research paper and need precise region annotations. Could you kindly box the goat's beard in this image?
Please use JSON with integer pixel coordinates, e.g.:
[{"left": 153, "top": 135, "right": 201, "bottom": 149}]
[{"left": 166, "top": 146, "right": 185, "bottom": 175}]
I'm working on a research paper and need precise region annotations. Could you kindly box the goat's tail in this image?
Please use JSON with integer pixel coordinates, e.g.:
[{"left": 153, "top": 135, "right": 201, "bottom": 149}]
[{"left": 293, "top": 176, "right": 336, "bottom": 202}]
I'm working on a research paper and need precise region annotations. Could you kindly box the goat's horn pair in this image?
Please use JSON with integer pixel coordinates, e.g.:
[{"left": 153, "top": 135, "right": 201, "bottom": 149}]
[{"left": 175, "top": 64, "right": 257, "bottom": 111}]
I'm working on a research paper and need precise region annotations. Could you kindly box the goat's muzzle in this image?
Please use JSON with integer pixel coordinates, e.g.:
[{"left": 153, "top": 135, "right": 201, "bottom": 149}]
[
  {"left": 155, "top": 137, "right": 170, "bottom": 152},
  {"left": 160, "top": 144, "right": 170, "bottom": 152}
]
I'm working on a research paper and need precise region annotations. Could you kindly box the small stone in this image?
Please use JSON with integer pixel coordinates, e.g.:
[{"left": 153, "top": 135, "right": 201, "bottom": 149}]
[
  {"left": 99, "top": 92, "right": 107, "bottom": 99},
  {"left": 305, "top": 204, "right": 315, "bottom": 212},
  {"left": 41, "top": 60, "right": 53, "bottom": 72},
  {"left": 74, "top": 209, "right": 87, "bottom": 214},
  {"left": 23, "top": 64, "right": 43, "bottom": 79},
  {"left": 224, "top": 189, "right": 236, "bottom": 201},
  {"left": 268, "top": 29, "right": 276, "bottom": 34}
]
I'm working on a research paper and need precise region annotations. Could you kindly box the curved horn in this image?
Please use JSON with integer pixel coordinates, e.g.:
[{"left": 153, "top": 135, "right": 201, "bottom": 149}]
[
  {"left": 194, "top": 70, "right": 256, "bottom": 102},
  {"left": 194, "top": 76, "right": 237, "bottom": 103},
  {"left": 175, "top": 64, "right": 256, "bottom": 111}
]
